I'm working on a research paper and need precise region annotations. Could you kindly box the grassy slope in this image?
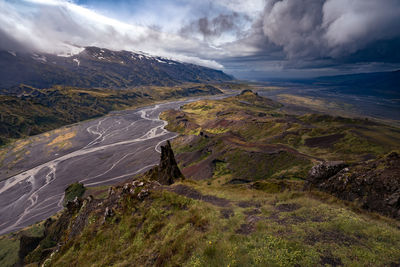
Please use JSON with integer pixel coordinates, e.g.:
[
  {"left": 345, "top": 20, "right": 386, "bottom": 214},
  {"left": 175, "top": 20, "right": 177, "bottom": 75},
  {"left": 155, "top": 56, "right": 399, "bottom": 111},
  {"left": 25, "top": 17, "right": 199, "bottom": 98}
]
[
  {"left": 0, "top": 223, "right": 44, "bottom": 267},
  {"left": 46, "top": 179, "right": 400, "bottom": 267},
  {"left": 44, "top": 91, "right": 400, "bottom": 266}
]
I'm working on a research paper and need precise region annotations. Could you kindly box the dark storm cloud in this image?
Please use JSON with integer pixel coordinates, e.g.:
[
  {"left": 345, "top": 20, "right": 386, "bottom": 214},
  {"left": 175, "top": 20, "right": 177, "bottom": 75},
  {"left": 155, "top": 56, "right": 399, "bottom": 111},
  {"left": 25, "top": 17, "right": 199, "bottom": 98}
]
[
  {"left": 180, "top": 12, "right": 249, "bottom": 40},
  {"left": 215, "top": 0, "right": 400, "bottom": 78},
  {"left": 1, "top": 0, "right": 400, "bottom": 78},
  {"left": 260, "top": 0, "right": 400, "bottom": 61}
]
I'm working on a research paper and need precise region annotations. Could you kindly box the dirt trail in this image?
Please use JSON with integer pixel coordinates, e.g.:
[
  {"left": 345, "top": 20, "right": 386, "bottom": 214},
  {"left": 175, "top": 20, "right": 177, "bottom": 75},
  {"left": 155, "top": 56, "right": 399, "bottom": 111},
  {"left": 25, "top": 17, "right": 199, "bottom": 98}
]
[{"left": 168, "top": 184, "right": 231, "bottom": 207}]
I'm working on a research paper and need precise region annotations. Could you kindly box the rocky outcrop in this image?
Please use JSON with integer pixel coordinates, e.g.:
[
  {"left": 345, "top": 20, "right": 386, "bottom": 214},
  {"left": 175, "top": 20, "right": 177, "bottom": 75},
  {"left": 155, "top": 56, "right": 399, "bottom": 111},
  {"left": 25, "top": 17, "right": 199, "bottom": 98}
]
[
  {"left": 306, "top": 152, "right": 400, "bottom": 219},
  {"left": 307, "top": 161, "right": 348, "bottom": 184},
  {"left": 240, "top": 89, "right": 257, "bottom": 95},
  {"left": 22, "top": 177, "right": 159, "bottom": 265},
  {"left": 148, "top": 141, "right": 184, "bottom": 185}
]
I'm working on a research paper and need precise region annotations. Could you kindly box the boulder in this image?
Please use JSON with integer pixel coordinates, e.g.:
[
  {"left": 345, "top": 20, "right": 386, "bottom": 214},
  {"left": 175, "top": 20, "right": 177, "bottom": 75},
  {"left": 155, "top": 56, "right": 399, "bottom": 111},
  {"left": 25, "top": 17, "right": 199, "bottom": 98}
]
[
  {"left": 307, "top": 161, "right": 347, "bottom": 183},
  {"left": 104, "top": 207, "right": 114, "bottom": 218}
]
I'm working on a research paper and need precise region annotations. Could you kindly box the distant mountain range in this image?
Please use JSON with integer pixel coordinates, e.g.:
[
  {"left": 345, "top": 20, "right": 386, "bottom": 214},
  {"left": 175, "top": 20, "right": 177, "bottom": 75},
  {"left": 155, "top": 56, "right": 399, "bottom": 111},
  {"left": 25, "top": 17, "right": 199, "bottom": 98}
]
[
  {"left": 309, "top": 70, "right": 400, "bottom": 98},
  {"left": 0, "top": 47, "right": 233, "bottom": 91}
]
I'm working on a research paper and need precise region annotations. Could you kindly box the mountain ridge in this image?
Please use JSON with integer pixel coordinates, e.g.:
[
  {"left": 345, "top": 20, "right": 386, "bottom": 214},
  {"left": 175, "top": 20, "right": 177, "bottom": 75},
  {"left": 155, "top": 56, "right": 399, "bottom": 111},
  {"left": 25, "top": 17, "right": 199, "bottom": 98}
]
[{"left": 0, "top": 47, "right": 233, "bottom": 92}]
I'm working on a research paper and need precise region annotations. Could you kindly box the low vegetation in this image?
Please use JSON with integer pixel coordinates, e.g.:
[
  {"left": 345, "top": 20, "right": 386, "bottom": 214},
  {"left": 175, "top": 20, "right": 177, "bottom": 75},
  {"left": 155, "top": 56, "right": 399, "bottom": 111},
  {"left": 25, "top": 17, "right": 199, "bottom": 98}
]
[
  {"left": 162, "top": 90, "right": 400, "bottom": 184},
  {"left": 16, "top": 179, "right": 400, "bottom": 267},
  {"left": 2, "top": 89, "right": 400, "bottom": 266}
]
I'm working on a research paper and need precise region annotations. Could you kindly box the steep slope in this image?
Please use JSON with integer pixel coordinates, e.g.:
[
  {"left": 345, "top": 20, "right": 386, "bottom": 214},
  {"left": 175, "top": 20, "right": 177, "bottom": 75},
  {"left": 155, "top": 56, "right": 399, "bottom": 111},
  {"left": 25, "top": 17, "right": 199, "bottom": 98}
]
[{"left": 0, "top": 47, "right": 233, "bottom": 91}]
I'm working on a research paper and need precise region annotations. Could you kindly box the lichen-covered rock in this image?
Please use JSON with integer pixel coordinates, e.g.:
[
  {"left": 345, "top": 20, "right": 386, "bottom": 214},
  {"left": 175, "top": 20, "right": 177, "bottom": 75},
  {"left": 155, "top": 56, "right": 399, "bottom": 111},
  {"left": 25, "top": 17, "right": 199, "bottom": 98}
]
[
  {"left": 104, "top": 207, "right": 114, "bottom": 218},
  {"left": 306, "top": 152, "right": 400, "bottom": 219},
  {"left": 307, "top": 161, "right": 347, "bottom": 183},
  {"left": 65, "top": 196, "right": 82, "bottom": 214},
  {"left": 137, "top": 188, "right": 150, "bottom": 200},
  {"left": 107, "top": 187, "right": 115, "bottom": 197}
]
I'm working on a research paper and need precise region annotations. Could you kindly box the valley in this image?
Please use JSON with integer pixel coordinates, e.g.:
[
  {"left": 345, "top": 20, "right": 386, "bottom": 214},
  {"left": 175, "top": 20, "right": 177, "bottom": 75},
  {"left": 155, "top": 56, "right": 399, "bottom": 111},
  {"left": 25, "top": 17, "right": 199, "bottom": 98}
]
[
  {"left": 0, "top": 93, "right": 232, "bottom": 236},
  {"left": 1, "top": 1, "right": 399, "bottom": 265},
  {"left": 0, "top": 83, "right": 223, "bottom": 146},
  {"left": 3, "top": 89, "right": 399, "bottom": 266}
]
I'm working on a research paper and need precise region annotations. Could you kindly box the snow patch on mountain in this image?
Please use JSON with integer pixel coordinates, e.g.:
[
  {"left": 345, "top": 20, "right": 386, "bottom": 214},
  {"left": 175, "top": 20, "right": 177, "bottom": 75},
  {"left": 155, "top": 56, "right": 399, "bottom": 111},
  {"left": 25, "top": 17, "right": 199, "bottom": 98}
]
[
  {"left": 73, "top": 58, "right": 80, "bottom": 66},
  {"left": 32, "top": 54, "right": 47, "bottom": 63}
]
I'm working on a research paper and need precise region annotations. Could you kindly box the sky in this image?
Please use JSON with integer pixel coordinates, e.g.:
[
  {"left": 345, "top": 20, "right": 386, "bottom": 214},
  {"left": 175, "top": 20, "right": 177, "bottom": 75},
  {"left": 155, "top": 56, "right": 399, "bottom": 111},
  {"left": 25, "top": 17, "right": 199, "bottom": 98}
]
[{"left": 1, "top": 0, "right": 400, "bottom": 79}]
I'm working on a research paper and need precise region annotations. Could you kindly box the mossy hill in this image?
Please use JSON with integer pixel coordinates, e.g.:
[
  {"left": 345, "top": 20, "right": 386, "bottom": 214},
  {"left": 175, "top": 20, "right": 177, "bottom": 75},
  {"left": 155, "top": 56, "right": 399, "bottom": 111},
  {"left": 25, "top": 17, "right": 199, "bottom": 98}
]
[{"left": 1, "top": 90, "right": 400, "bottom": 267}]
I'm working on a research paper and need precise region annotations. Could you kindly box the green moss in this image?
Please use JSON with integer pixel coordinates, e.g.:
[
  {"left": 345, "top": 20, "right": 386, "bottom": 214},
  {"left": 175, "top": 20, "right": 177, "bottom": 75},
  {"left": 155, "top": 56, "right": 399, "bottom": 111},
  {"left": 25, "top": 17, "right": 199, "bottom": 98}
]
[
  {"left": 252, "top": 180, "right": 283, "bottom": 193},
  {"left": 176, "top": 137, "right": 210, "bottom": 153},
  {"left": 0, "top": 236, "right": 19, "bottom": 267},
  {"left": 30, "top": 180, "right": 400, "bottom": 267},
  {"left": 213, "top": 161, "right": 231, "bottom": 177},
  {"left": 227, "top": 149, "right": 311, "bottom": 180},
  {"left": 63, "top": 183, "right": 86, "bottom": 206}
]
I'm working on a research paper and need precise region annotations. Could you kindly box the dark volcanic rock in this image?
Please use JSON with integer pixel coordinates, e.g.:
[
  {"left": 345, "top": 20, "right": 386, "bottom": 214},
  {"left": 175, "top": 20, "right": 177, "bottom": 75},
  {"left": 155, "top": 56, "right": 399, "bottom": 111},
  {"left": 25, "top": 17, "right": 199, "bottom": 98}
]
[
  {"left": 19, "top": 235, "right": 44, "bottom": 261},
  {"left": 148, "top": 141, "right": 184, "bottom": 185},
  {"left": 23, "top": 188, "right": 85, "bottom": 264},
  {"left": 306, "top": 152, "right": 400, "bottom": 219}
]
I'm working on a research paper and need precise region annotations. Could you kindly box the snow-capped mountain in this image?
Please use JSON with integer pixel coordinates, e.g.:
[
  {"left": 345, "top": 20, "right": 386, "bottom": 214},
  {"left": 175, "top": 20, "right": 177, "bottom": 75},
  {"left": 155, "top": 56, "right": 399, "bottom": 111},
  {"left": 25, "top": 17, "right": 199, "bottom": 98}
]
[{"left": 0, "top": 47, "right": 233, "bottom": 91}]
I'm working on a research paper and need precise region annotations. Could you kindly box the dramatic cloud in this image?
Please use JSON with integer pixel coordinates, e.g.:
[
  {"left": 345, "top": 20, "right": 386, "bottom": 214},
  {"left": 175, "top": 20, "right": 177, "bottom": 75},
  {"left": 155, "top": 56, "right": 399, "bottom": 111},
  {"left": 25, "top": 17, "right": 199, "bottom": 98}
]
[
  {"left": 0, "top": 0, "right": 399, "bottom": 78},
  {"left": 0, "top": 0, "right": 225, "bottom": 68},
  {"left": 261, "top": 0, "right": 400, "bottom": 60},
  {"left": 180, "top": 12, "right": 251, "bottom": 43},
  {"left": 219, "top": 0, "right": 400, "bottom": 78}
]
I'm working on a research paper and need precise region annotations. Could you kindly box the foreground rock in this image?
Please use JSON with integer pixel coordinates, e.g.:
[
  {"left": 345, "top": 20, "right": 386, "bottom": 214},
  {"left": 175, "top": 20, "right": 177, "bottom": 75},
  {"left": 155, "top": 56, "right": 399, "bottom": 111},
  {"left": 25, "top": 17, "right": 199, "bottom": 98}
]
[
  {"left": 306, "top": 152, "right": 400, "bottom": 219},
  {"left": 147, "top": 140, "right": 184, "bottom": 185}
]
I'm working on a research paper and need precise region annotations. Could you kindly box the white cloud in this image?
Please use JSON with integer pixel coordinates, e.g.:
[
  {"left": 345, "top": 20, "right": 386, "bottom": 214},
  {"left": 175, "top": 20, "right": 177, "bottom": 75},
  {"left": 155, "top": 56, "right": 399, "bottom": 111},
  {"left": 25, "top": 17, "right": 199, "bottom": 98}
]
[
  {"left": 0, "top": 0, "right": 226, "bottom": 68},
  {"left": 1, "top": 0, "right": 399, "bottom": 77}
]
